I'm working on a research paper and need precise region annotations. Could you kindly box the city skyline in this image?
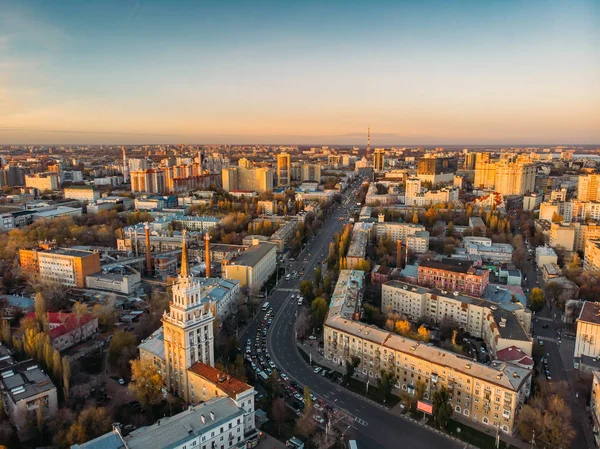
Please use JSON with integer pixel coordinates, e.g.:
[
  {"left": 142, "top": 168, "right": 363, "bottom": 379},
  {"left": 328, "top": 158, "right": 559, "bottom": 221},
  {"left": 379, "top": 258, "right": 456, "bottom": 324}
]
[{"left": 1, "top": 0, "right": 599, "bottom": 145}]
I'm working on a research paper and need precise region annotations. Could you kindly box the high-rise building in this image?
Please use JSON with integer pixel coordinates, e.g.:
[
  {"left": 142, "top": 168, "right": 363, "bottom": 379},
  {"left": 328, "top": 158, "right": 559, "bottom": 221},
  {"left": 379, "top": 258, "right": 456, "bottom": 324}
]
[
  {"left": 464, "top": 152, "right": 476, "bottom": 170},
  {"left": 25, "top": 172, "right": 59, "bottom": 191},
  {"left": 221, "top": 167, "right": 273, "bottom": 193},
  {"left": 373, "top": 148, "right": 385, "bottom": 172},
  {"left": 277, "top": 153, "right": 291, "bottom": 186},
  {"left": 130, "top": 169, "right": 166, "bottom": 194},
  {"left": 405, "top": 177, "right": 421, "bottom": 200},
  {"left": 161, "top": 231, "right": 215, "bottom": 400},
  {"left": 494, "top": 159, "right": 535, "bottom": 196},
  {"left": 474, "top": 153, "right": 496, "bottom": 189},
  {"left": 578, "top": 174, "right": 600, "bottom": 201},
  {"left": 300, "top": 164, "right": 321, "bottom": 182},
  {"left": 238, "top": 158, "right": 251, "bottom": 168},
  {"left": 417, "top": 156, "right": 457, "bottom": 184},
  {"left": 122, "top": 146, "right": 129, "bottom": 183}
]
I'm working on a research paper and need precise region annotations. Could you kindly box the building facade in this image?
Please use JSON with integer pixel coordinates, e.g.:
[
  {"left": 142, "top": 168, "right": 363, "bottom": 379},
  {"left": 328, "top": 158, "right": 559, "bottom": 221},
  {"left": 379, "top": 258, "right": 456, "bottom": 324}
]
[
  {"left": 64, "top": 186, "right": 101, "bottom": 202},
  {"left": 25, "top": 172, "right": 59, "bottom": 191},
  {"left": 417, "top": 260, "right": 489, "bottom": 297},
  {"left": 277, "top": 153, "right": 291, "bottom": 187},
  {"left": 221, "top": 167, "right": 274, "bottom": 193},
  {"left": 222, "top": 242, "right": 277, "bottom": 291}
]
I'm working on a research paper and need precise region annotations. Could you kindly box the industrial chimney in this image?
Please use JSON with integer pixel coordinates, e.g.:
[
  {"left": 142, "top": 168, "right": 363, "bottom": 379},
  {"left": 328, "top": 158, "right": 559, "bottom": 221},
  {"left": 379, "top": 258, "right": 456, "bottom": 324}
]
[
  {"left": 396, "top": 239, "right": 403, "bottom": 268},
  {"left": 205, "top": 233, "right": 212, "bottom": 278},
  {"left": 144, "top": 222, "right": 152, "bottom": 276}
]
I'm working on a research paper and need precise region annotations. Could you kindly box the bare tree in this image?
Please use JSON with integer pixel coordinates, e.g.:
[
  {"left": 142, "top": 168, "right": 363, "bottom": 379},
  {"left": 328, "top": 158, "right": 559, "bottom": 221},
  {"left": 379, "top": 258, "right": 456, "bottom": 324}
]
[{"left": 271, "top": 398, "right": 287, "bottom": 435}]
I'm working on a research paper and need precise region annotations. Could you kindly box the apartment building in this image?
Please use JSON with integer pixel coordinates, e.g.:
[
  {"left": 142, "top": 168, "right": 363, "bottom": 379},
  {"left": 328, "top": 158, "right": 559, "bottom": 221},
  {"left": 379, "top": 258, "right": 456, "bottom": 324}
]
[
  {"left": 72, "top": 396, "right": 257, "bottom": 449},
  {"left": 268, "top": 219, "right": 299, "bottom": 251},
  {"left": 324, "top": 275, "right": 531, "bottom": 435},
  {"left": 417, "top": 156, "right": 457, "bottom": 185},
  {"left": 549, "top": 222, "right": 600, "bottom": 253},
  {"left": 406, "top": 231, "right": 430, "bottom": 254},
  {"left": 375, "top": 217, "right": 426, "bottom": 242},
  {"left": 172, "top": 215, "right": 221, "bottom": 232},
  {"left": 346, "top": 222, "right": 373, "bottom": 269},
  {"left": 222, "top": 242, "right": 277, "bottom": 291},
  {"left": 0, "top": 359, "right": 58, "bottom": 439},
  {"left": 578, "top": 174, "right": 600, "bottom": 201},
  {"left": 591, "top": 371, "right": 600, "bottom": 447},
  {"left": 493, "top": 159, "right": 535, "bottom": 196},
  {"left": 575, "top": 302, "right": 600, "bottom": 371},
  {"left": 405, "top": 186, "right": 460, "bottom": 207},
  {"left": 25, "top": 172, "right": 59, "bottom": 191},
  {"left": 381, "top": 281, "right": 532, "bottom": 356},
  {"left": 63, "top": 186, "right": 101, "bottom": 202},
  {"left": 373, "top": 148, "right": 385, "bottom": 172},
  {"left": 19, "top": 247, "right": 101, "bottom": 288},
  {"left": 301, "top": 163, "right": 322, "bottom": 183},
  {"left": 221, "top": 167, "right": 274, "bottom": 193},
  {"left": 130, "top": 169, "right": 166, "bottom": 194},
  {"left": 474, "top": 153, "right": 496, "bottom": 189},
  {"left": 585, "top": 240, "right": 600, "bottom": 272},
  {"left": 188, "top": 363, "right": 256, "bottom": 435},
  {"left": 417, "top": 259, "right": 490, "bottom": 297}
]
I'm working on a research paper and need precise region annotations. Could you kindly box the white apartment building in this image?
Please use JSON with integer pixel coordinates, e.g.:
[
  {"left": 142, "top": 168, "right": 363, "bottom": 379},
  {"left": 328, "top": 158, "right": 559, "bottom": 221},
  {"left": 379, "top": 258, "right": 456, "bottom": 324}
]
[
  {"left": 405, "top": 186, "right": 460, "bottom": 207},
  {"left": 585, "top": 240, "right": 600, "bottom": 273},
  {"left": 63, "top": 186, "right": 101, "bottom": 202},
  {"left": 72, "top": 397, "right": 254, "bottom": 449},
  {"left": 578, "top": 174, "right": 600, "bottom": 202},
  {"left": 324, "top": 277, "right": 532, "bottom": 435},
  {"left": 381, "top": 280, "right": 532, "bottom": 357},
  {"left": 406, "top": 231, "right": 430, "bottom": 253},
  {"left": 375, "top": 216, "right": 427, "bottom": 242},
  {"left": 535, "top": 246, "right": 558, "bottom": 267},
  {"left": 173, "top": 216, "right": 221, "bottom": 231},
  {"left": 575, "top": 302, "right": 600, "bottom": 371}
]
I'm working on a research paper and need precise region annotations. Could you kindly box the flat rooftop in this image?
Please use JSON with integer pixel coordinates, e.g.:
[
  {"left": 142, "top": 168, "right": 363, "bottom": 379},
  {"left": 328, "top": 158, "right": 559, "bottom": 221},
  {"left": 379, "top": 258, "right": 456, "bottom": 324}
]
[{"left": 230, "top": 242, "right": 275, "bottom": 267}]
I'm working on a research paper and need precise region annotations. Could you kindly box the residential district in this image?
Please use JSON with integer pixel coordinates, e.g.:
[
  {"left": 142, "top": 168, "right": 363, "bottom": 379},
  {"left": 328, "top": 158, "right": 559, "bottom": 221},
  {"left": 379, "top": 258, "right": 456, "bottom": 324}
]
[{"left": 0, "top": 142, "right": 600, "bottom": 449}]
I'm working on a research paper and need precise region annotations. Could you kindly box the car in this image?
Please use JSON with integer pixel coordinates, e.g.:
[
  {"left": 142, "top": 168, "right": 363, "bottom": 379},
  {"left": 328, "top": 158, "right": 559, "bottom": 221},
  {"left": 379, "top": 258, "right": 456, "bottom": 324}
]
[
  {"left": 280, "top": 373, "right": 289, "bottom": 381},
  {"left": 480, "top": 347, "right": 486, "bottom": 353},
  {"left": 462, "top": 338, "right": 470, "bottom": 344},
  {"left": 314, "top": 415, "right": 325, "bottom": 425},
  {"left": 546, "top": 373, "right": 552, "bottom": 381},
  {"left": 308, "top": 335, "right": 317, "bottom": 340},
  {"left": 321, "top": 369, "right": 328, "bottom": 377},
  {"left": 269, "top": 361, "right": 276, "bottom": 369},
  {"left": 294, "top": 393, "right": 304, "bottom": 402},
  {"left": 538, "top": 339, "right": 544, "bottom": 346},
  {"left": 118, "top": 378, "right": 125, "bottom": 385},
  {"left": 314, "top": 367, "right": 322, "bottom": 374},
  {"left": 314, "top": 403, "right": 323, "bottom": 411},
  {"left": 310, "top": 393, "right": 316, "bottom": 402}
]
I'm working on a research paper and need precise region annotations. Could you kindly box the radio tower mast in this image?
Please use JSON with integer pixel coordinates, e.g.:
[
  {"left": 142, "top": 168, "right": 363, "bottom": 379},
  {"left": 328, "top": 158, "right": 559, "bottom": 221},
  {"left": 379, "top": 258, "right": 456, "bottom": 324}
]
[{"left": 366, "top": 125, "right": 371, "bottom": 160}]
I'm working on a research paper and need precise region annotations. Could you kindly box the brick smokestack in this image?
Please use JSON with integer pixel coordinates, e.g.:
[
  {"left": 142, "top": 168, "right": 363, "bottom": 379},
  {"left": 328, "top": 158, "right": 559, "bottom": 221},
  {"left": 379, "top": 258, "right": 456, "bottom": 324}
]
[
  {"left": 145, "top": 222, "right": 152, "bottom": 276},
  {"left": 205, "top": 233, "right": 212, "bottom": 278},
  {"left": 396, "top": 239, "right": 403, "bottom": 268}
]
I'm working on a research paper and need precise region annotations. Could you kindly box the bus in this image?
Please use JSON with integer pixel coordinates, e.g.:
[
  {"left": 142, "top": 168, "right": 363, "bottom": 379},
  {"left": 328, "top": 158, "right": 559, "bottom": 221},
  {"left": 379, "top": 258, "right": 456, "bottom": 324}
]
[{"left": 262, "top": 302, "right": 270, "bottom": 311}]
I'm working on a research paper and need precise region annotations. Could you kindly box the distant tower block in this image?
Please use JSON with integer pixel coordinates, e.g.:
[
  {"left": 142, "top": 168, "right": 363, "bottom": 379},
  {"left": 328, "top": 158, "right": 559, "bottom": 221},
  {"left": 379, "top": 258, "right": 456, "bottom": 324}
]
[
  {"left": 144, "top": 222, "right": 152, "bottom": 275},
  {"left": 396, "top": 239, "right": 403, "bottom": 268},
  {"left": 205, "top": 233, "right": 212, "bottom": 278},
  {"left": 122, "top": 146, "right": 130, "bottom": 183}
]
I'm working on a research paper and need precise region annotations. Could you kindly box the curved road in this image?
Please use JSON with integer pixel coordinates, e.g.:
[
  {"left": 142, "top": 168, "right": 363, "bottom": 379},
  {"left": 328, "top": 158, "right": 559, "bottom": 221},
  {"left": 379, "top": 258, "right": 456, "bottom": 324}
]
[{"left": 263, "top": 185, "right": 463, "bottom": 449}]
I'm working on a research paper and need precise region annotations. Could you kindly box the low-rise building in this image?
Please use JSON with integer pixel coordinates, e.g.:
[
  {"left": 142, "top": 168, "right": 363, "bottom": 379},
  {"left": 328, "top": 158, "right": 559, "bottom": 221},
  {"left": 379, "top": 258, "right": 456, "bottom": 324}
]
[
  {"left": 86, "top": 269, "right": 141, "bottom": 294},
  {"left": 72, "top": 396, "right": 257, "bottom": 449},
  {"left": 417, "top": 259, "right": 490, "bottom": 297},
  {"left": 27, "top": 312, "right": 99, "bottom": 352},
  {"left": 63, "top": 186, "right": 101, "bottom": 202},
  {"left": 375, "top": 218, "right": 427, "bottom": 244},
  {"left": 19, "top": 247, "right": 101, "bottom": 288},
  {"left": 406, "top": 231, "right": 430, "bottom": 253},
  {"left": 222, "top": 242, "right": 277, "bottom": 291},
  {"left": 268, "top": 219, "right": 299, "bottom": 251},
  {"left": 535, "top": 246, "right": 558, "bottom": 267},
  {"left": 346, "top": 222, "right": 373, "bottom": 269},
  {"left": 463, "top": 237, "right": 513, "bottom": 263},
  {"left": 0, "top": 359, "right": 58, "bottom": 439},
  {"left": 172, "top": 215, "right": 221, "bottom": 232}
]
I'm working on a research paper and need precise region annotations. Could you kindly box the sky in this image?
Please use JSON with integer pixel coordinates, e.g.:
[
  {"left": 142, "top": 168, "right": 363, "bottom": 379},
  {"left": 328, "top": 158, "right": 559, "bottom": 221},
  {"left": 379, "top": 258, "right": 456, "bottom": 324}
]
[{"left": 0, "top": 0, "right": 599, "bottom": 145}]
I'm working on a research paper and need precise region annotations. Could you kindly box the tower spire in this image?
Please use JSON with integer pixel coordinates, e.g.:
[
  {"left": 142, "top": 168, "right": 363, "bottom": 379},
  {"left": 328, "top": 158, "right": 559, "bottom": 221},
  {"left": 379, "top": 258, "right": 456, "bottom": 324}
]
[
  {"left": 180, "top": 229, "right": 189, "bottom": 278},
  {"left": 367, "top": 125, "right": 371, "bottom": 160}
]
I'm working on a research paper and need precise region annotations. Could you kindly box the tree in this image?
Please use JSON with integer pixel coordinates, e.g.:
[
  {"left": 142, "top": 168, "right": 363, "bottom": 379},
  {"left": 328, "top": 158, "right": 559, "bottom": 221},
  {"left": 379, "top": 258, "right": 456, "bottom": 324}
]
[
  {"left": 517, "top": 394, "right": 575, "bottom": 449},
  {"left": 296, "top": 408, "right": 316, "bottom": 439},
  {"left": 314, "top": 265, "right": 322, "bottom": 287},
  {"left": 344, "top": 356, "right": 360, "bottom": 384},
  {"left": 311, "top": 297, "right": 329, "bottom": 330},
  {"left": 34, "top": 293, "right": 46, "bottom": 328},
  {"left": 129, "top": 359, "right": 164, "bottom": 407},
  {"left": 529, "top": 287, "right": 545, "bottom": 312},
  {"left": 62, "top": 407, "right": 112, "bottom": 446},
  {"left": 108, "top": 330, "right": 138, "bottom": 376},
  {"left": 416, "top": 380, "right": 426, "bottom": 400},
  {"left": 431, "top": 386, "right": 453, "bottom": 429},
  {"left": 378, "top": 370, "right": 396, "bottom": 402},
  {"left": 412, "top": 212, "right": 419, "bottom": 224},
  {"left": 272, "top": 397, "right": 287, "bottom": 435},
  {"left": 62, "top": 356, "right": 71, "bottom": 402},
  {"left": 299, "top": 280, "right": 315, "bottom": 303},
  {"left": 303, "top": 386, "right": 313, "bottom": 411},
  {"left": 394, "top": 320, "right": 411, "bottom": 337},
  {"left": 266, "top": 369, "right": 282, "bottom": 400},
  {"left": 416, "top": 325, "right": 431, "bottom": 342}
]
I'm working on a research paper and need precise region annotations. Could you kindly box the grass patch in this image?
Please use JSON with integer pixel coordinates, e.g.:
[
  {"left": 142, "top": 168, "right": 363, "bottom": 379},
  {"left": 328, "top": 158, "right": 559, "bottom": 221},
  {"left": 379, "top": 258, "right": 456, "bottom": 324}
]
[{"left": 444, "top": 419, "right": 508, "bottom": 449}]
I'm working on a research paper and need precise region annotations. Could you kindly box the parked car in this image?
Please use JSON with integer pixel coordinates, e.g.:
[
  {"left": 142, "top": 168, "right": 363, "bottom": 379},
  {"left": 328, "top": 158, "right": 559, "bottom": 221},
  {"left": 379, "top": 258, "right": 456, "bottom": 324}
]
[{"left": 313, "top": 367, "right": 322, "bottom": 374}]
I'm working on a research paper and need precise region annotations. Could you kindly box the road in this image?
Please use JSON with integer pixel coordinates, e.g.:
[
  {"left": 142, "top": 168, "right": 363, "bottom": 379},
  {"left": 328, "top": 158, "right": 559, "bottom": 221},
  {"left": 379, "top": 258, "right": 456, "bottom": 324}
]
[{"left": 242, "top": 183, "right": 463, "bottom": 449}]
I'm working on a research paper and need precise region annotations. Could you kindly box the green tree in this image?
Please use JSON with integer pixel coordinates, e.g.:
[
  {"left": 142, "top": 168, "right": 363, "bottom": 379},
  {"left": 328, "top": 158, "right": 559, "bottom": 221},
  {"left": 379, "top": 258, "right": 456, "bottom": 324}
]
[
  {"left": 129, "top": 359, "right": 164, "bottom": 407},
  {"left": 108, "top": 330, "right": 138, "bottom": 376},
  {"left": 378, "top": 370, "right": 396, "bottom": 402},
  {"left": 431, "top": 386, "right": 453, "bottom": 429},
  {"left": 311, "top": 297, "right": 329, "bottom": 330},
  {"left": 314, "top": 265, "right": 322, "bottom": 287},
  {"left": 344, "top": 356, "right": 361, "bottom": 385},
  {"left": 529, "top": 287, "right": 545, "bottom": 312},
  {"left": 299, "top": 280, "right": 315, "bottom": 303}
]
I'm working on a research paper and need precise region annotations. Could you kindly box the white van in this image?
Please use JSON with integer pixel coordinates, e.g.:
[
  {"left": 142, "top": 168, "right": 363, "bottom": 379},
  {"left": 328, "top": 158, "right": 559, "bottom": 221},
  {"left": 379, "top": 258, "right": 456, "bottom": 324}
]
[
  {"left": 262, "top": 302, "right": 270, "bottom": 311},
  {"left": 297, "top": 298, "right": 303, "bottom": 306}
]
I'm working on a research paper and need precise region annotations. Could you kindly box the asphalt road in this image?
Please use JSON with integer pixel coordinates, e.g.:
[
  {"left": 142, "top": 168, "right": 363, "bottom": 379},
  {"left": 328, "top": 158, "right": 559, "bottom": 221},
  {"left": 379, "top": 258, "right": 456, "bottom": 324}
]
[{"left": 249, "top": 184, "right": 463, "bottom": 449}]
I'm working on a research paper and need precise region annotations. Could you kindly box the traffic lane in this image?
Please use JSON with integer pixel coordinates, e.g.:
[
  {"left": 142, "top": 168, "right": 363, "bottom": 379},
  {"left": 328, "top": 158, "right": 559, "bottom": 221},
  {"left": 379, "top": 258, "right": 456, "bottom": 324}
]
[{"left": 274, "top": 341, "right": 462, "bottom": 449}]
